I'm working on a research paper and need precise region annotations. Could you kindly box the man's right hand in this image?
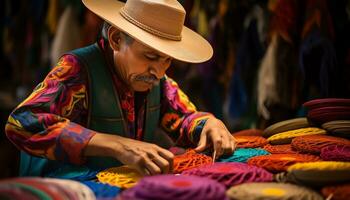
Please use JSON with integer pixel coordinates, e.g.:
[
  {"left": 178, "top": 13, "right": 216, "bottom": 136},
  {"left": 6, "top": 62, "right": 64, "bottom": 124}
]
[{"left": 85, "top": 133, "right": 174, "bottom": 175}]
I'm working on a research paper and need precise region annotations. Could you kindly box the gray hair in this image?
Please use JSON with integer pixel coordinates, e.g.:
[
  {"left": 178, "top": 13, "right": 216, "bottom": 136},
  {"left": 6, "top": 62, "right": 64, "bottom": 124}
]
[{"left": 101, "top": 22, "right": 134, "bottom": 45}]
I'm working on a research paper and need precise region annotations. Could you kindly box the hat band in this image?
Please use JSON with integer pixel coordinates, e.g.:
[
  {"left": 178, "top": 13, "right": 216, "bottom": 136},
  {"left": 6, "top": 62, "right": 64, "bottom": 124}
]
[{"left": 119, "top": 8, "right": 182, "bottom": 41}]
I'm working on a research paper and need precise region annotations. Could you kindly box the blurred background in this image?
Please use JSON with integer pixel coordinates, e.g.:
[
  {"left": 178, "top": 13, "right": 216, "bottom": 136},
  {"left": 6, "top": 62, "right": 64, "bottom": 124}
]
[{"left": 0, "top": 0, "right": 349, "bottom": 178}]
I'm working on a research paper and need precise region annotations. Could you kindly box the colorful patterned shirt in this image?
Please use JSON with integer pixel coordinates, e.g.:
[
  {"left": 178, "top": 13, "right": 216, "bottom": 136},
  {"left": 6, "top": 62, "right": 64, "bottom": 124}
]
[{"left": 5, "top": 42, "right": 212, "bottom": 165}]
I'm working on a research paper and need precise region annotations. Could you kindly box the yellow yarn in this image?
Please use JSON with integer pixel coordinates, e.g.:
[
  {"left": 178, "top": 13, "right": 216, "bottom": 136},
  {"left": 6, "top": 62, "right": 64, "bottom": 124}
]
[
  {"left": 97, "top": 166, "right": 142, "bottom": 188},
  {"left": 267, "top": 127, "right": 326, "bottom": 142},
  {"left": 262, "top": 188, "right": 286, "bottom": 196},
  {"left": 288, "top": 161, "right": 350, "bottom": 171}
]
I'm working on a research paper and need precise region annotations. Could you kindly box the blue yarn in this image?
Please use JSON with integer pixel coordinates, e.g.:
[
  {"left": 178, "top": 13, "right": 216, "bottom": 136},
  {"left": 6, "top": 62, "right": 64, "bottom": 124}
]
[
  {"left": 82, "top": 181, "right": 121, "bottom": 198},
  {"left": 218, "top": 148, "right": 270, "bottom": 163},
  {"left": 46, "top": 165, "right": 100, "bottom": 181}
]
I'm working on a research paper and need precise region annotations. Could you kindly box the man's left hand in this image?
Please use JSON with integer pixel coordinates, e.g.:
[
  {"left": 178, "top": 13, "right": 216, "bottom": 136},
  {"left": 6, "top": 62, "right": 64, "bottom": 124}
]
[{"left": 194, "top": 117, "right": 236, "bottom": 159}]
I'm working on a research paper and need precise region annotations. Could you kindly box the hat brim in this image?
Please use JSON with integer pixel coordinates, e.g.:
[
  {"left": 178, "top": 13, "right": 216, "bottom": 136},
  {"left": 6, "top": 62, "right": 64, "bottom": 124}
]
[{"left": 83, "top": 0, "right": 213, "bottom": 63}]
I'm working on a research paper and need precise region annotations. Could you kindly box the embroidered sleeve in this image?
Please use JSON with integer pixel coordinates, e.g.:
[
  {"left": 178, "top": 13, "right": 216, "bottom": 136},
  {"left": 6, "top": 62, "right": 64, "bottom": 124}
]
[
  {"left": 160, "top": 76, "right": 213, "bottom": 146},
  {"left": 5, "top": 55, "right": 95, "bottom": 164}
]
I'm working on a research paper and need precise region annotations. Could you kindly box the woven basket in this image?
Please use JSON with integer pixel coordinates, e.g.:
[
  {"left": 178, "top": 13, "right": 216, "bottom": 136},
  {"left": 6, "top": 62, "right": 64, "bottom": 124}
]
[
  {"left": 307, "top": 106, "right": 350, "bottom": 125},
  {"left": 322, "top": 120, "right": 350, "bottom": 139},
  {"left": 285, "top": 161, "right": 350, "bottom": 187},
  {"left": 263, "top": 118, "right": 310, "bottom": 138},
  {"left": 182, "top": 162, "right": 273, "bottom": 187},
  {"left": 267, "top": 127, "right": 326, "bottom": 145},
  {"left": 303, "top": 98, "right": 350, "bottom": 110},
  {"left": 322, "top": 184, "right": 350, "bottom": 200},
  {"left": 96, "top": 166, "right": 142, "bottom": 189},
  {"left": 247, "top": 154, "right": 320, "bottom": 172},
  {"left": 263, "top": 144, "right": 298, "bottom": 154},
  {"left": 226, "top": 182, "right": 323, "bottom": 200},
  {"left": 291, "top": 135, "right": 350, "bottom": 154},
  {"left": 234, "top": 136, "right": 268, "bottom": 148},
  {"left": 117, "top": 174, "right": 228, "bottom": 200},
  {"left": 173, "top": 150, "right": 212, "bottom": 173},
  {"left": 232, "top": 129, "right": 263, "bottom": 136}
]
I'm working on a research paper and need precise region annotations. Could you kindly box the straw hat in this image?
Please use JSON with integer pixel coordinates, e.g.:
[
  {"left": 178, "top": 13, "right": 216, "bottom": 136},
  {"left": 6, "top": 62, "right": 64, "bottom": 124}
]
[{"left": 82, "top": 0, "right": 213, "bottom": 63}]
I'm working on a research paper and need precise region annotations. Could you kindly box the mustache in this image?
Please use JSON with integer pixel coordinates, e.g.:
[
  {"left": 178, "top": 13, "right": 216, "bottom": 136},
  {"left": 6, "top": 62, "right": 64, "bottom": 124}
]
[{"left": 134, "top": 75, "right": 159, "bottom": 83}]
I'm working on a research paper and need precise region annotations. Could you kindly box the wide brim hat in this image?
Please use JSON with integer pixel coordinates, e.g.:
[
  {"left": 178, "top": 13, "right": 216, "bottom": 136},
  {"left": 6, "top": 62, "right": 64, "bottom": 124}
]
[{"left": 82, "top": 0, "right": 213, "bottom": 63}]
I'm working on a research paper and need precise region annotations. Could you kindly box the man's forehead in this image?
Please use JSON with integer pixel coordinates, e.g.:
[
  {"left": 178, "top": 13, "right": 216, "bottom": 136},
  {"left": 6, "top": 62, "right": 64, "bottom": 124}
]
[{"left": 135, "top": 40, "right": 171, "bottom": 58}]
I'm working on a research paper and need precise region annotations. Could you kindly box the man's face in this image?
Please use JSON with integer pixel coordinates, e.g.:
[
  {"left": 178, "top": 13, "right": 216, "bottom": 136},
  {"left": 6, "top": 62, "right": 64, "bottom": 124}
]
[{"left": 111, "top": 31, "right": 172, "bottom": 92}]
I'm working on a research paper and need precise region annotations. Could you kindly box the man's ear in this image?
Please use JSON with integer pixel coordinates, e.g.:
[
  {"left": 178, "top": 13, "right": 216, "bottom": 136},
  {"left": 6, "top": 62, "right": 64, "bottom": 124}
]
[{"left": 108, "top": 26, "right": 121, "bottom": 51}]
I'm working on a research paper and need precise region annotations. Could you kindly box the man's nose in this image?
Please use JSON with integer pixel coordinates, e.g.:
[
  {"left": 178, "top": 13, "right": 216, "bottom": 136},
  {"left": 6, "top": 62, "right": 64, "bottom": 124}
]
[{"left": 149, "top": 62, "right": 168, "bottom": 79}]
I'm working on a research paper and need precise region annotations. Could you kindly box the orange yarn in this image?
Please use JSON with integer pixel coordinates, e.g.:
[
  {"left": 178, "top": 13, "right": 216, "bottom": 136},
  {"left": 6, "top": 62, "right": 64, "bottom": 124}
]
[
  {"left": 322, "top": 184, "right": 350, "bottom": 200},
  {"left": 234, "top": 136, "right": 268, "bottom": 148},
  {"left": 263, "top": 144, "right": 298, "bottom": 154},
  {"left": 291, "top": 135, "right": 350, "bottom": 154},
  {"left": 247, "top": 154, "right": 320, "bottom": 172},
  {"left": 173, "top": 150, "right": 212, "bottom": 173},
  {"left": 232, "top": 129, "right": 263, "bottom": 136}
]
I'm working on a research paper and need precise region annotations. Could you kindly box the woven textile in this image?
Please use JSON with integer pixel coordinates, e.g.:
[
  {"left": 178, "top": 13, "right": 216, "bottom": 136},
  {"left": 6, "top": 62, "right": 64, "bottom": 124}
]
[
  {"left": 322, "top": 120, "right": 350, "bottom": 139},
  {"left": 322, "top": 184, "right": 350, "bottom": 200},
  {"left": 227, "top": 182, "right": 323, "bottom": 200},
  {"left": 247, "top": 154, "right": 320, "bottom": 172},
  {"left": 0, "top": 177, "right": 96, "bottom": 200},
  {"left": 267, "top": 127, "right": 326, "bottom": 145},
  {"left": 182, "top": 162, "right": 273, "bottom": 187},
  {"left": 173, "top": 150, "right": 212, "bottom": 173},
  {"left": 263, "top": 144, "right": 298, "bottom": 154},
  {"left": 263, "top": 118, "right": 310, "bottom": 138},
  {"left": 96, "top": 166, "right": 142, "bottom": 189},
  {"left": 232, "top": 129, "right": 263, "bottom": 136},
  {"left": 320, "top": 145, "right": 350, "bottom": 161},
  {"left": 307, "top": 106, "right": 350, "bottom": 125},
  {"left": 117, "top": 175, "right": 228, "bottom": 200},
  {"left": 234, "top": 136, "right": 268, "bottom": 148},
  {"left": 218, "top": 148, "right": 270, "bottom": 163},
  {"left": 291, "top": 135, "right": 350, "bottom": 154},
  {"left": 303, "top": 98, "right": 350, "bottom": 110},
  {"left": 285, "top": 161, "right": 350, "bottom": 186}
]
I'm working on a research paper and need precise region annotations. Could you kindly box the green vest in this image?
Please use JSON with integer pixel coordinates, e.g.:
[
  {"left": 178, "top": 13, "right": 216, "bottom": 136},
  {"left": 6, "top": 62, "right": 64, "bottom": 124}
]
[{"left": 19, "top": 43, "right": 171, "bottom": 177}]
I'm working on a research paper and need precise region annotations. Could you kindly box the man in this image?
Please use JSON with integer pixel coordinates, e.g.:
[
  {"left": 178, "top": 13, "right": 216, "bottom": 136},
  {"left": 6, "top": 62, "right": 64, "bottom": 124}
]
[{"left": 5, "top": 0, "right": 236, "bottom": 177}]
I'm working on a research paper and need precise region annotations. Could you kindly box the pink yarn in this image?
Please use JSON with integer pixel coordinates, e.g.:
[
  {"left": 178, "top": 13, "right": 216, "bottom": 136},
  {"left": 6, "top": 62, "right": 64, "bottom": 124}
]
[
  {"left": 182, "top": 162, "right": 273, "bottom": 188},
  {"left": 117, "top": 174, "right": 228, "bottom": 200},
  {"left": 320, "top": 145, "right": 350, "bottom": 161}
]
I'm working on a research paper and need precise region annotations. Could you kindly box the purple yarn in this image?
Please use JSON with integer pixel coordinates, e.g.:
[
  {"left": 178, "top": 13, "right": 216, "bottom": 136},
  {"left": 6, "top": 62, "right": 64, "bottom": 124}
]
[
  {"left": 118, "top": 174, "right": 228, "bottom": 200},
  {"left": 320, "top": 145, "right": 350, "bottom": 161},
  {"left": 182, "top": 162, "right": 273, "bottom": 187}
]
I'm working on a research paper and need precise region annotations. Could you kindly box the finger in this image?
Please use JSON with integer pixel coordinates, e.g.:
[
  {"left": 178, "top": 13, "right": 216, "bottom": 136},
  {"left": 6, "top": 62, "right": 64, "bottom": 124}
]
[
  {"left": 156, "top": 148, "right": 174, "bottom": 172},
  {"left": 211, "top": 130, "right": 223, "bottom": 157},
  {"left": 151, "top": 153, "right": 171, "bottom": 174},
  {"left": 134, "top": 165, "right": 151, "bottom": 176},
  {"left": 144, "top": 158, "right": 162, "bottom": 175},
  {"left": 232, "top": 135, "right": 237, "bottom": 149},
  {"left": 222, "top": 135, "right": 234, "bottom": 155},
  {"left": 194, "top": 132, "right": 207, "bottom": 152}
]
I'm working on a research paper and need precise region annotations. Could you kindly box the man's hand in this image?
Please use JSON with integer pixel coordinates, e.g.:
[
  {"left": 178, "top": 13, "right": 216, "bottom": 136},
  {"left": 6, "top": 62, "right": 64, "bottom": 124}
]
[
  {"left": 85, "top": 133, "right": 174, "bottom": 175},
  {"left": 194, "top": 117, "right": 236, "bottom": 159}
]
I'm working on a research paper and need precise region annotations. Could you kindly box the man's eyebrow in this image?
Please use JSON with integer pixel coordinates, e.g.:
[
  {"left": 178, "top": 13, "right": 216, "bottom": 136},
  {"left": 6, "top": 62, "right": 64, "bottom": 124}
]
[{"left": 144, "top": 51, "right": 168, "bottom": 59}]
